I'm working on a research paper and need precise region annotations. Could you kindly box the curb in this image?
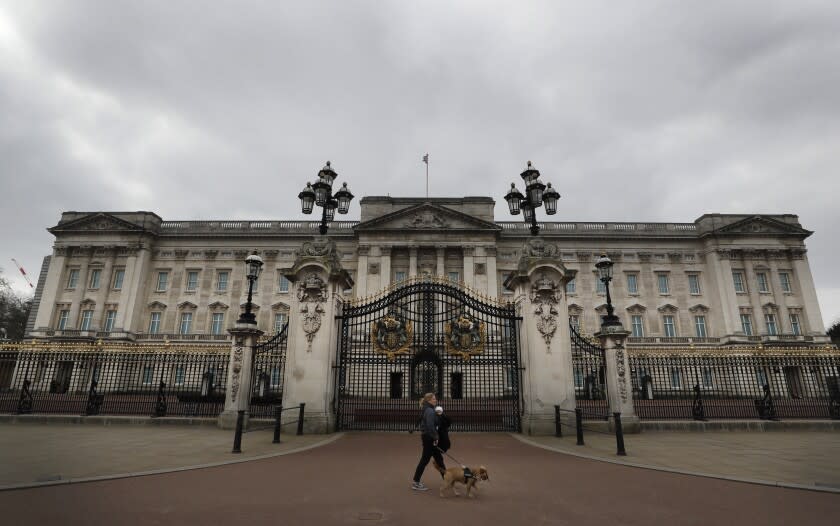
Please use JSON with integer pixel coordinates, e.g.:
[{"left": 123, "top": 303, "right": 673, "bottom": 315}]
[
  {"left": 511, "top": 434, "right": 840, "bottom": 495},
  {"left": 0, "top": 433, "right": 345, "bottom": 492}
]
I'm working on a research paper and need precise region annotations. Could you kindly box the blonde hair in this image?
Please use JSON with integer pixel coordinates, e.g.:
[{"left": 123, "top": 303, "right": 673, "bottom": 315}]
[{"left": 419, "top": 392, "right": 435, "bottom": 408}]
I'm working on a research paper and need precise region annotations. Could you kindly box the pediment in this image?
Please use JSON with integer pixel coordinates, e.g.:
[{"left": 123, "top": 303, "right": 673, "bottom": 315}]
[
  {"left": 271, "top": 301, "right": 291, "bottom": 311},
  {"left": 148, "top": 301, "right": 167, "bottom": 309},
  {"left": 689, "top": 303, "right": 709, "bottom": 313},
  {"left": 354, "top": 203, "right": 501, "bottom": 232},
  {"left": 208, "top": 301, "right": 229, "bottom": 310},
  {"left": 710, "top": 216, "right": 811, "bottom": 237},
  {"left": 177, "top": 301, "right": 198, "bottom": 310},
  {"left": 625, "top": 303, "right": 646, "bottom": 312},
  {"left": 49, "top": 213, "right": 147, "bottom": 234},
  {"left": 657, "top": 303, "right": 679, "bottom": 313}
]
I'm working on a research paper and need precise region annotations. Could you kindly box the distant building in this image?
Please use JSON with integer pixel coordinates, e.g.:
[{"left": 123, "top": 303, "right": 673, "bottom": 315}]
[{"left": 27, "top": 196, "right": 828, "bottom": 348}]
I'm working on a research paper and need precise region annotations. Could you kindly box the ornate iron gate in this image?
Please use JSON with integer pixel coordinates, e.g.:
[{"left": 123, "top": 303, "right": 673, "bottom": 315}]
[
  {"left": 335, "top": 279, "right": 522, "bottom": 432},
  {"left": 249, "top": 323, "right": 288, "bottom": 418},
  {"left": 571, "top": 324, "right": 608, "bottom": 417}
]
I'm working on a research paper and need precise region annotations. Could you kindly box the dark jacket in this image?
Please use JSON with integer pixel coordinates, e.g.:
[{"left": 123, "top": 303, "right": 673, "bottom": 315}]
[
  {"left": 419, "top": 403, "right": 438, "bottom": 440},
  {"left": 436, "top": 413, "right": 451, "bottom": 450}
]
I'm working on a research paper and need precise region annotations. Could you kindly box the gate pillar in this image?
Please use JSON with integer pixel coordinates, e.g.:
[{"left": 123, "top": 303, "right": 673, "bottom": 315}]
[
  {"left": 595, "top": 324, "right": 640, "bottom": 433},
  {"left": 281, "top": 237, "right": 353, "bottom": 434},
  {"left": 505, "top": 238, "right": 576, "bottom": 435},
  {"left": 218, "top": 324, "right": 264, "bottom": 429}
]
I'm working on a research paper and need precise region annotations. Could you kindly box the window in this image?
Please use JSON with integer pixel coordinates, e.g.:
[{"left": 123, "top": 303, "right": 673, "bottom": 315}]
[
  {"left": 755, "top": 367, "right": 768, "bottom": 387},
  {"left": 274, "top": 312, "right": 288, "bottom": 333},
  {"left": 670, "top": 368, "right": 682, "bottom": 388},
  {"left": 278, "top": 275, "right": 290, "bottom": 293},
  {"left": 740, "top": 314, "right": 753, "bottom": 336},
  {"left": 186, "top": 271, "right": 199, "bottom": 291},
  {"left": 156, "top": 271, "right": 169, "bottom": 291},
  {"left": 732, "top": 271, "right": 745, "bottom": 293},
  {"left": 663, "top": 315, "right": 676, "bottom": 337},
  {"left": 104, "top": 310, "right": 117, "bottom": 332},
  {"left": 657, "top": 274, "right": 670, "bottom": 294},
  {"left": 80, "top": 310, "right": 94, "bottom": 331},
  {"left": 569, "top": 315, "right": 580, "bottom": 332},
  {"left": 756, "top": 272, "right": 769, "bottom": 293},
  {"left": 765, "top": 313, "right": 778, "bottom": 336},
  {"left": 148, "top": 312, "right": 161, "bottom": 334},
  {"left": 448, "top": 271, "right": 460, "bottom": 283},
  {"left": 179, "top": 312, "right": 193, "bottom": 334},
  {"left": 395, "top": 271, "right": 407, "bottom": 283},
  {"left": 626, "top": 274, "right": 638, "bottom": 294},
  {"left": 142, "top": 366, "right": 154, "bottom": 385},
  {"left": 89, "top": 269, "right": 101, "bottom": 289},
  {"left": 216, "top": 271, "right": 229, "bottom": 291},
  {"left": 112, "top": 269, "right": 125, "bottom": 290},
  {"left": 211, "top": 313, "right": 225, "bottom": 335},
  {"left": 57, "top": 310, "right": 70, "bottom": 330},
  {"left": 688, "top": 274, "right": 701, "bottom": 295},
  {"left": 779, "top": 272, "right": 792, "bottom": 293},
  {"left": 789, "top": 313, "right": 802, "bottom": 336},
  {"left": 270, "top": 367, "right": 282, "bottom": 387},
  {"left": 565, "top": 278, "right": 576, "bottom": 294},
  {"left": 701, "top": 367, "right": 714, "bottom": 388},
  {"left": 67, "top": 269, "right": 80, "bottom": 289},
  {"left": 174, "top": 365, "right": 186, "bottom": 386},
  {"left": 595, "top": 277, "right": 606, "bottom": 294},
  {"left": 694, "top": 316, "right": 707, "bottom": 337},
  {"left": 631, "top": 315, "right": 644, "bottom": 337}
]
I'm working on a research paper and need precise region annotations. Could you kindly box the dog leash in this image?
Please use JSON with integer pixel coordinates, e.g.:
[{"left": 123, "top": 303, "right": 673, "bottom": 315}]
[{"left": 436, "top": 446, "right": 467, "bottom": 468}]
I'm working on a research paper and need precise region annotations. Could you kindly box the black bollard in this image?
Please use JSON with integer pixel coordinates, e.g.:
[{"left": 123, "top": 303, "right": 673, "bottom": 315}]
[
  {"left": 273, "top": 405, "right": 282, "bottom": 444},
  {"left": 554, "top": 405, "right": 562, "bottom": 437},
  {"left": 297, "top": 403, "right": 306, "bottom": 435},
  {"left": 232, "top": 410, "right": 245, "bottom": 454},
  {"left": 614, "top": 412, "right": 626, "bottom": 456},
  {"left": 575, "top": 408, "right": 584, "bottom": 446}
]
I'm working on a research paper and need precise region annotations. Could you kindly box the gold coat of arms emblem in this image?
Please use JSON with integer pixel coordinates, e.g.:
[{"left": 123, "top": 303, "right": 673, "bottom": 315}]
[
  {"left": 371, "top": 313, "right": 413, "bottom": 361},
  {"left": 445, "top": 314, "right": 486, "bottom": 361}
]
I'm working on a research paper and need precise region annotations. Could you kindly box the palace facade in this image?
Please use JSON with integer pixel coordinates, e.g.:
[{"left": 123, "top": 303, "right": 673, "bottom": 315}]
[{"left": 27, "top": 196, "right": 828, "bottom": 348}]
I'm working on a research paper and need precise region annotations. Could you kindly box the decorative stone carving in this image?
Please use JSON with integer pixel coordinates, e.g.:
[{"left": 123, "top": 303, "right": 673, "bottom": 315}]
[
  {"left": 530, "top": 273, "right": 560, "bottom": 353},
  {"left": 301, "top": 237, "right": 334, "bottom": 257},
  {"left": 444, "top": 314, "right": 486, "bottom": 361},
  {"left": 174, "top": 250, "right": 189, "bottom": 259},
  {"left": 523, "top": 238, "right": 559, "bottom": 258},
  {"left": 297, "top": 273, "right": 328, "bottom": 303},
  {"left": 404, "top": 210, "right": 448, "bottom": 228},
  {"left": 371, "top": 312, "right": 413, "bottom": 361},
  {"left": 204, "top": 250, "right": 219, "bottom": 259},
  {"left": 368, "top": 263, "right": 380, "bottom": 275},
  {"left": 230, "top": 338, "right": 244, "bottom": 403},
  {"left": 474, "top": 262, "right": 486, "bottom": 275},
  {"left": 615, "top": 344, "right": 628, "bottom": 403},
  {"left": 301, "top": 302, "right": 325, "bottom": 352}
]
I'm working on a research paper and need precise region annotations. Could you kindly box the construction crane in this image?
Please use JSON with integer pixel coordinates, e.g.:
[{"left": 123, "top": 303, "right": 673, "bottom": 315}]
[{"left": 11, "top": 258, "right": 35, "bottom": 289}]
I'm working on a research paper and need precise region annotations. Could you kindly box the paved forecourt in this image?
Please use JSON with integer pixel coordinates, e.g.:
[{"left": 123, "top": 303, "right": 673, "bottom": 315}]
[{"left": 1, "top": 428, "right": 839, "bottom": 526}]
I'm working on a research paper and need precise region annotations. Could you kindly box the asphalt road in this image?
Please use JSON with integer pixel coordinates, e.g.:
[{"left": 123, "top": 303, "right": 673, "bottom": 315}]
[{"left": 2, "top": 432, "right": 838, "bottom": 525}]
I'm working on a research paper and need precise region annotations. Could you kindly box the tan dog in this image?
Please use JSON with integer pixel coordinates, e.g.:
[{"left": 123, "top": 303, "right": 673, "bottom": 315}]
[{"left": 439, "top": 465, "right": 489, "bottom": 498}]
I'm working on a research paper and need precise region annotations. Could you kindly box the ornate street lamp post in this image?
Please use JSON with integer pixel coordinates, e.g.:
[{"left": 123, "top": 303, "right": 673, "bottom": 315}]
[
  {"left": 298, "top": 161, "right": 354, "bottom": 235},
  {"left": 595, "top": 253, "right": 621, "bottom": 327},
  {"left": 238, "top": 251, "right": 264, "bottom": 325},
  {"left": 504, "top": 161, "right": 561, "bottom": 236}
]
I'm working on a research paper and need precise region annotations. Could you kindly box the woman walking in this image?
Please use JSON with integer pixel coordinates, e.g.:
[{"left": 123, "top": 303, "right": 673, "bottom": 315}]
[{"left": 411, "top": 392, "right": 446, "bottom": 491}]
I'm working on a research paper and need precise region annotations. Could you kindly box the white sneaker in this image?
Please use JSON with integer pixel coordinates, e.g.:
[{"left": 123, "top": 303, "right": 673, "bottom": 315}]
[{"left": 411, "top": 481, "right": 429, "bottom": 491}]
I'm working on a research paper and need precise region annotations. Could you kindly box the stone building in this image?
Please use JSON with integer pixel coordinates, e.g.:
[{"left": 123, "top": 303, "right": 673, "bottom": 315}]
[{"left": 28, "top": 196, "right": 828, "bottom": 348}]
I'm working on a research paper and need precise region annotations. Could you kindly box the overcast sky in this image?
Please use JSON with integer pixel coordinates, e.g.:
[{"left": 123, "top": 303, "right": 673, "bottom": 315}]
[{"left": 1, "top": 1, "right": 838, "bottom": 327}]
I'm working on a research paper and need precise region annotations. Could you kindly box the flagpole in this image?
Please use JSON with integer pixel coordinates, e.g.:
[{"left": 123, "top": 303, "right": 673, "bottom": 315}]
[{"left": 426, "top": 159, "right": 429, "bottom": 198}]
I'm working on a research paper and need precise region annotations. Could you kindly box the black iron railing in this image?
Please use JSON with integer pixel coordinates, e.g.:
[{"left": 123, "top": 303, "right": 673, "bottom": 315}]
[
  {"left": 571, "top": 325, "right": 608, "bottom": 418},
  {"left": 629, "top": 353, "right": 840, "bottom": 420},
  {"left": 0, "top": 346, "right": 229, "bottom": 417},
  {"left": 249, "top": 323, "right": 289, "bottom": 418}
]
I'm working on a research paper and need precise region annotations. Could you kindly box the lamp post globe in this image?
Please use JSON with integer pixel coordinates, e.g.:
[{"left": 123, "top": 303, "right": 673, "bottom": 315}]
[
  {"left": 503, "top": 161, "right": 561, "bottom": 236},
  {"left": 300, "top": 161, "right": 354, "bottom": 235},
  {"left": 239, "top": 251, "right": 264, "bottom": 325},
  {"left": 595, "top": 253, "right": 621, "bottom": 327}
]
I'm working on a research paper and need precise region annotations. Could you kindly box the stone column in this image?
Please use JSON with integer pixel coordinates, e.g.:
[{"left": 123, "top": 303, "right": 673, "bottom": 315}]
[
  {"left": 117, "top": 243, "right": 153, "bottom": 334},
  {"left": 485, "top": 246, "right": 498, "bottom": 299},
  {"left": 463, "top": 247, "right": 475, "bottom": 288},
  {"left": 506, "top": 249, "right": 576, "bottom": 435},
  {"left": 436, "top": 245, "right": 445, "bottom": 277},
  {"left": 68, "top": 248, "right": 92, "bottom": 328},
  {"left": 380, "top": 245, "right": 392, "bottom": 288},
  {"left": 792, "top": 251, "right": 827, "bottom": 336},
  {"left": 281, "top": 267, "right": 350, "bottom": 433},
  {"left": 218, "top": 322, "right": 264, "bottom": 429},
  {"left": 408, "top": 246, "right": 418, "bottom": 278},
  {"left": 355, "top": 245, "right": 369, "bottom": 298},
  {"left": 595, "top": 323, "right": 639, "bottom": 432},
  {"left": 708, "top": 249, "right": 739, "bottom": 337}
]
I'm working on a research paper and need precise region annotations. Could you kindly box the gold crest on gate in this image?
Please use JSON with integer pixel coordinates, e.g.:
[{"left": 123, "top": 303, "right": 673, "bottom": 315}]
[
  {"left": 445, "top": 314, "right": 486, "bottom": 361},
  {"left": 371, "top": 312, "right": 413, "bottom": 361}
]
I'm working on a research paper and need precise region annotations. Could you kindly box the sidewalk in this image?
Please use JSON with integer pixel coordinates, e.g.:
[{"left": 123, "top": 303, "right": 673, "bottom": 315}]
[
  {"left": 519, "top": 428, "right": 840, "bottom": 491},
  {"left": 0, "top": 422, "right": 337, "bottom": 490}
]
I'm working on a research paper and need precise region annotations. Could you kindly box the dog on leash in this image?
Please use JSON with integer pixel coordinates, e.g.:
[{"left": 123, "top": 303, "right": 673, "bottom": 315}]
[{"left": 438, "top": 465, "right": 489, "bottom": 498}]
